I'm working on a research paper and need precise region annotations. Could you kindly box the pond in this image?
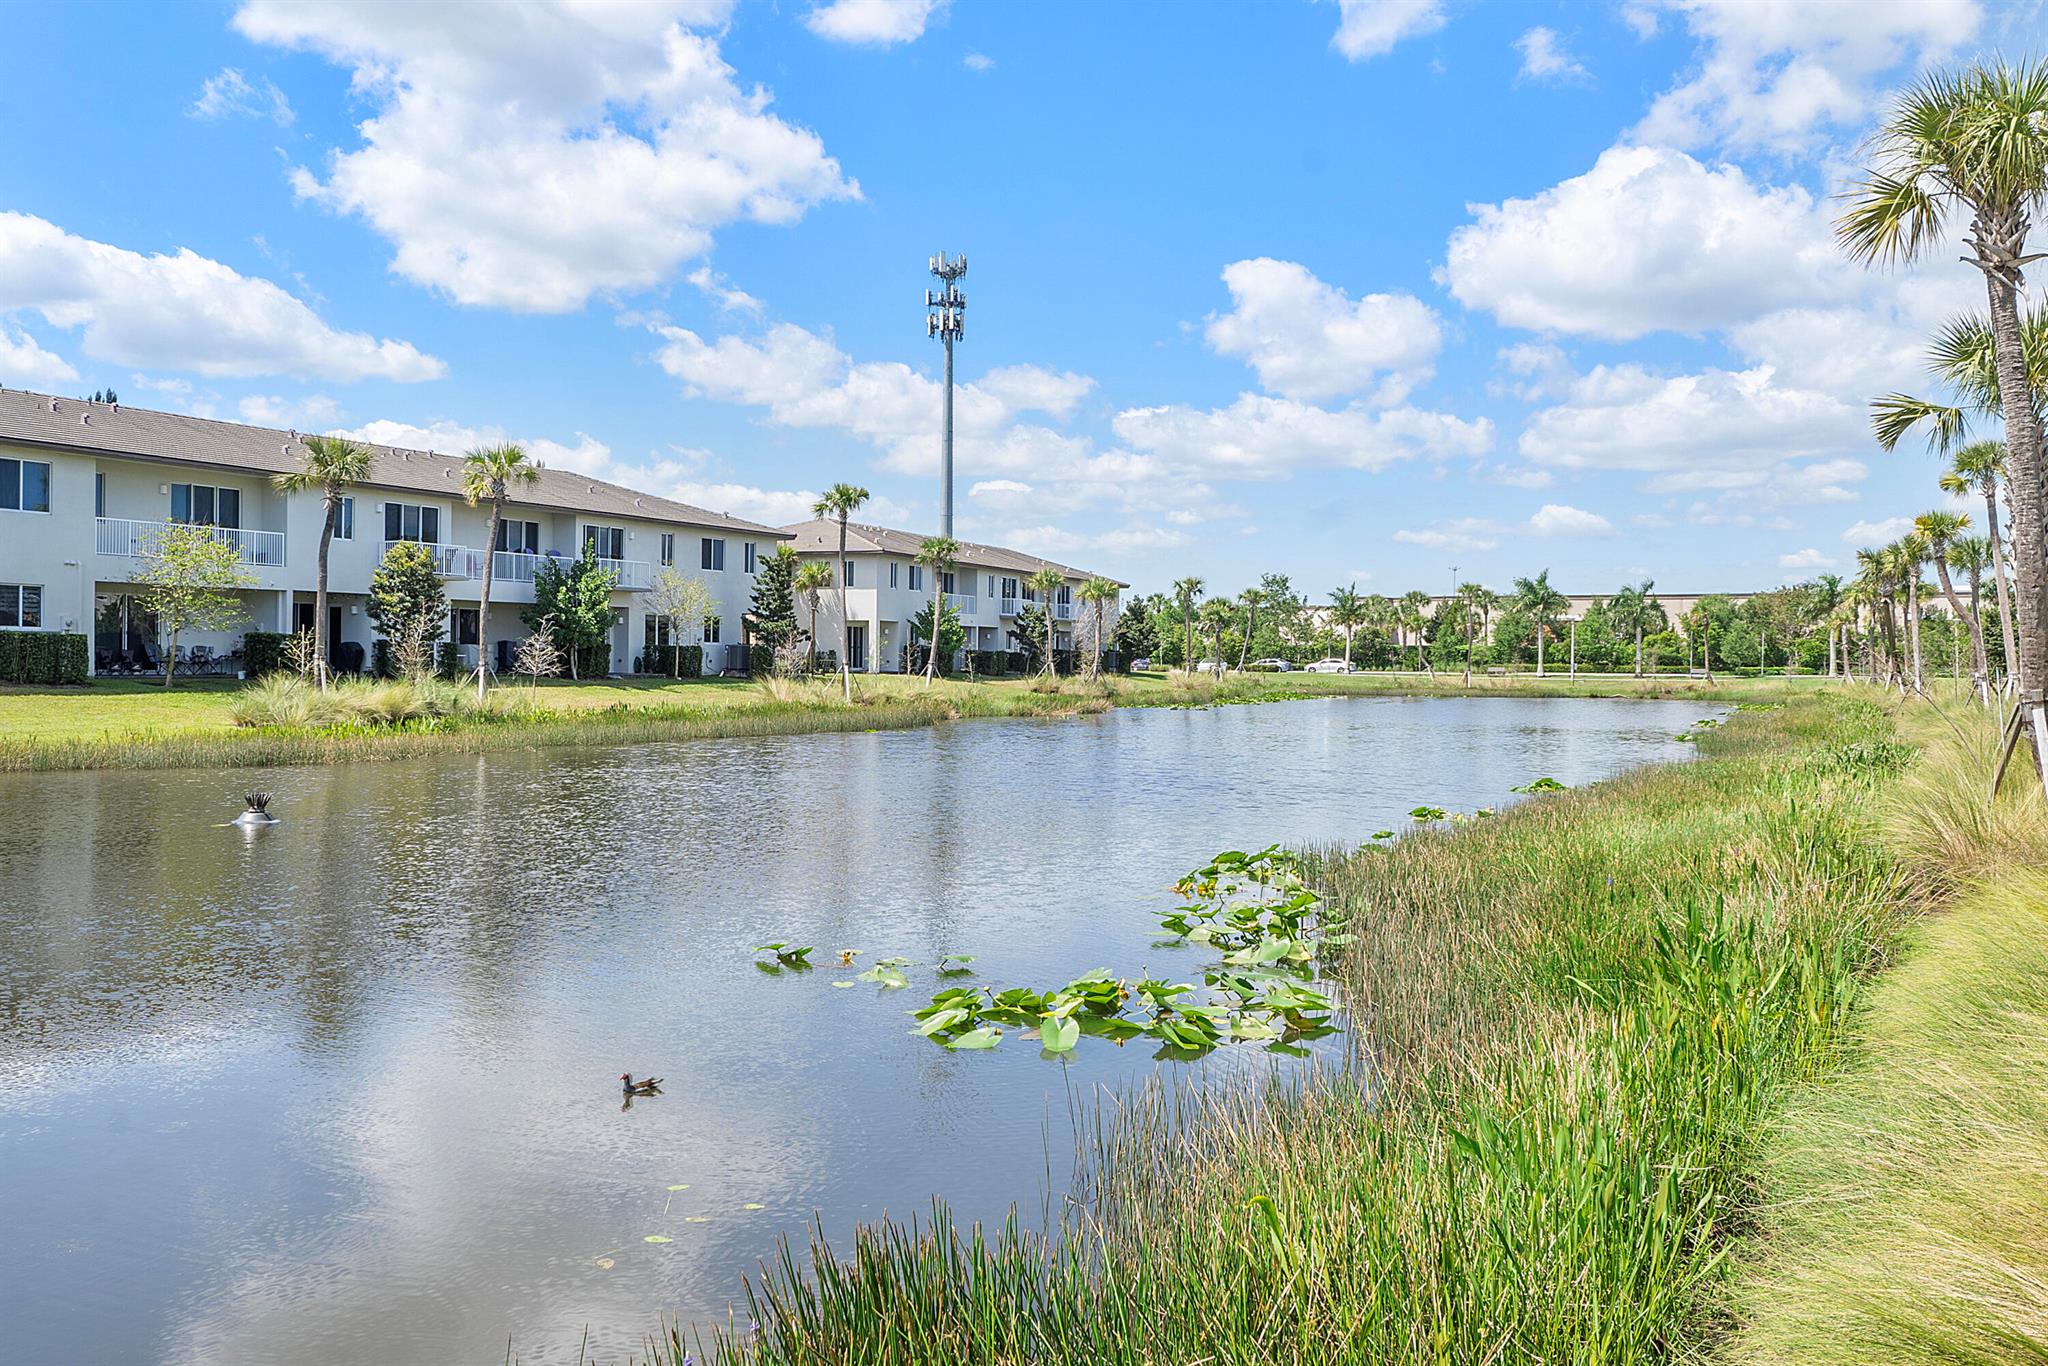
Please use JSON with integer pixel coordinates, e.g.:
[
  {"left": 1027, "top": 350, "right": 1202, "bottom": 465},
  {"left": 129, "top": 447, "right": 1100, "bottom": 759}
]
[{"left": 0, "top": 695, "right": 1719, "bottom": 1364}]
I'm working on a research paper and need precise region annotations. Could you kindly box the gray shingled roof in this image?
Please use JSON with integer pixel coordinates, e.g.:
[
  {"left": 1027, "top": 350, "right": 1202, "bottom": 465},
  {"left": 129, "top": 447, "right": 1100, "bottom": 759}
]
[
  {"left": 780, "top": 518, "right": 1125, "bottom": 586},
  {"left": 0, "top": 387, "right": 788, "bottom": 537}
]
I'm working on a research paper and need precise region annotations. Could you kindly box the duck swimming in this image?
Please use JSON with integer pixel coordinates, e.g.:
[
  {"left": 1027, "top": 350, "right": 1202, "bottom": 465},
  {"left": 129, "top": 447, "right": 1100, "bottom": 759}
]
[{"left": 620, "top": 1073, "right": 663, "bottom": 1095}]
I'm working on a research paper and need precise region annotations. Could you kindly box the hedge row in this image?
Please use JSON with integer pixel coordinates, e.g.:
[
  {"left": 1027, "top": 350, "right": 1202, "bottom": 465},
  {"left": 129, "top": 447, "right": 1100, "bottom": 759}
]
[
  {"left": 637, "top": 644, "right": 705, "bottom": 677},
  {"left": 0, "top": 631, "right": 90, "bottom": 685}
]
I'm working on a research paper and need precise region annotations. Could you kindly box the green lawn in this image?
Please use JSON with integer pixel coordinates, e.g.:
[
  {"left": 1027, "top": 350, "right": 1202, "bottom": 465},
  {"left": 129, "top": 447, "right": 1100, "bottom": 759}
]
[{"left": 0, "top": 668, "right": 1822, "bottom": 772}]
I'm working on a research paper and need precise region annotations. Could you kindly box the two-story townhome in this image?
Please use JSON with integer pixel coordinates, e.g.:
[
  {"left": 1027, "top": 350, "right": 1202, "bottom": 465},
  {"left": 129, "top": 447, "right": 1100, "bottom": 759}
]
[
  {"left": 778, "top": 518, "right": 1121, "bottom": 672},
  {"left": 0, "top": 388, "right": 787, "bottom": 676}
]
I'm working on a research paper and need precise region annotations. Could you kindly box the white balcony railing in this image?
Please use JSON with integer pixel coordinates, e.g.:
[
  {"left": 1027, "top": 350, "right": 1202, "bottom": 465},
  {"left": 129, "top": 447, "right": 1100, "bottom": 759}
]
[
  {"left": 999, "top": 596, "right": 1019, "bottom": 616},
  {"left": 945, "top": 592, "right": 977, "bottom": 615},
  {"left": 489, "top": 550, "right": 650, "bottom": 590},
  {"left": 998, "top": 596, "right": 1075, "bottom": 619},
  {"left": 1051, "top": 599, "right": 1076, "bottom": 621},
  {"left": 97, "top": 516, "right": 285, "bottom": 567},
  {"left": 383, "top": 540, "right": 478, "bottom": 580}
]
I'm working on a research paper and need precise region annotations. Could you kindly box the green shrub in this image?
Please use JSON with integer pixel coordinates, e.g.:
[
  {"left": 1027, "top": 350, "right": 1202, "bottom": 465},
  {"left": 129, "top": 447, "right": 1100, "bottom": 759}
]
[
  {"left": 243, "top": 631, "right": 290, "bottom": 676},
  {"left": 641, "top": 644, "right": 705, "bottom": 677},
  {"left": 972, "top": 650, "right": 1008, "bottom": 676},
  {"left": 748, "top": 643, "right": 775, "bottom": 676},
  {"left": 229, "top": 674, "right": 536, "bottom": 729},
  {"left": 0, "top": 632, "right": 20, "bottom": 681},
  {"left": 371, "top": 639, "right": 394, "bottom": 679},
  {"left": 53, "top": 633, "right": 88, "bottom": 685},
  {"left": 436, "top": 642, "right": 463, "bottom": 680}
]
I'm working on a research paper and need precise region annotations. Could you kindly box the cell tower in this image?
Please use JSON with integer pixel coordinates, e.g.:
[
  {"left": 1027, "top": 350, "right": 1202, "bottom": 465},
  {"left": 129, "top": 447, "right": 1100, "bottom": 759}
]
[{"left": 926, "top": 253, "right": 967, "bottom": 538}]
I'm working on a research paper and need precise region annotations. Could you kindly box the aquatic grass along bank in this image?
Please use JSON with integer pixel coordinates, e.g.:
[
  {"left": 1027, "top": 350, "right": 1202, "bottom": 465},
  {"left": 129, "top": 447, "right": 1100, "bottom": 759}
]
[
  {"left": 1725, "top": 704, "right": 2048, "bottom": 1366},
  {"left": 655, "top": 692, "right": 1908, "bottom": 1365}
]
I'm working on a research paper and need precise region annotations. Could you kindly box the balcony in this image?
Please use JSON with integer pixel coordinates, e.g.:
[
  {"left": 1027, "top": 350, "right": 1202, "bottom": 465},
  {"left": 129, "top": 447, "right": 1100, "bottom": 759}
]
[
  {"left": 998, "top": 597, "right": 1074, "bottom": 619},
  {"left": 383, "top": 539, "right": 478, "bottom": 580},
  {"left": 945, "top": 592, "right": 977, "bottom": 615},
  {"left": 489, "top": 550, "right": 650, "bottom": 590},
  {"left": 98, "top": 517, "right": 285, "bottom": 567},
  {"left": 999, "top": 596, "right": 1019, "bottom": 616}
]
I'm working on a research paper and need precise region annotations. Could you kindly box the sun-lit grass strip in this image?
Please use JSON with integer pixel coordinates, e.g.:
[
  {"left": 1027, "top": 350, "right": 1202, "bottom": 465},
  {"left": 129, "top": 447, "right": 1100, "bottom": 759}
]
[
  {"left": 0, "top": 672, "right": 1818, "bottom": 773},
  {"left": 651, "top": 692, "right": 1908, "bottom": 1365}
]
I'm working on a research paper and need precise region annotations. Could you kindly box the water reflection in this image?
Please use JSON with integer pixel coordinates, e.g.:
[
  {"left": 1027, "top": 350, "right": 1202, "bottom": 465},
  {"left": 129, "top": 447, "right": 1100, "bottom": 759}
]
[{"left": 0, "top": 696, "right": 1717, "bottom": 1364}]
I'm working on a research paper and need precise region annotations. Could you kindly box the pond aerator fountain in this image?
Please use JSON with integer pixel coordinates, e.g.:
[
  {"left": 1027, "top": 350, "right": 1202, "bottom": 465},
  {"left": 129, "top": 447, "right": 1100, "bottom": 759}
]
[{"left": 233, "top": 792, "right": 278, "bottom": 827}]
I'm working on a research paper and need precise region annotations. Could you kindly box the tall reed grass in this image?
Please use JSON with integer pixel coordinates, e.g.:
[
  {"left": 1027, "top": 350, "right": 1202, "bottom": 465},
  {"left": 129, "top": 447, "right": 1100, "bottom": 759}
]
[{"left": 653, "top": 693, "right": 1908, "bottom": 1365}]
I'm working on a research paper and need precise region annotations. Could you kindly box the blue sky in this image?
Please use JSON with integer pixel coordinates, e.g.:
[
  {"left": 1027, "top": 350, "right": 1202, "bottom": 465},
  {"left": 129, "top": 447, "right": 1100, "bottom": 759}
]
[{"left": 1, "top": 0, "right": 2040, "bottom": 597}]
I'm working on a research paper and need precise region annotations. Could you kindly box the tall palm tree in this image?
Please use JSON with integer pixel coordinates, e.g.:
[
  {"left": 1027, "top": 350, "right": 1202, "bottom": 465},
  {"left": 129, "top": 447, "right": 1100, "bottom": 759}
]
[
  {"left": 793, "top": 560, "right": 833, "bottom": 673},
  {"left": 1854, "top": 548, "right": 1899, "bottom": 686},
  {"left": 1952, "top": 532, "right": 1994, "bottom": 680},
  {"left": 1916, "top": 509, "right": 1988, "bottom": 697},
  {"left": 1328, "top": 584, "right": 1366, "bottom": 672},
  {"left": 915, "top": 536, "right": 959, "bottom": 685},
  {"left": 1841, "top": 58, "right": 2048, "bottom": 786},
  {"left": 1942, "top": 440, "right": 2022, "bottom": 685},
  {"left": 1608, "top": 578, "right": 1658, "bottom": 678},
  {"left": 1078, "top": 576, "right": 1118, "bottom": 680},
  {"left": 273, "top": 433, "right": 373, "bottom": 690},
  {"left": 1898, "top": 532, "right": 1930, "bottom": 691},
  {"left": 1511, "top": 570, "right": 1568, "bottom": 677},
  {"left": 811, "top": 484, "right": 869, "bottom": 698},
  {"left": 1455, "top": 581, "right": 1489, "bottom": 683},
  {"left": 1398, "top": 590, "right": 1434, "bottom": 675},
  {"left": 1172, "top": 576, "right": 1204, "bottom": 673},
  {"left": 1028, "top": 567, "right": 1065, "bottom": 677},
  {"left": 460, "top": 442, "right": 541, "bottom": 700},
  {"left": 1235, "top": 586, "right": 1264, "bottom": 670}
]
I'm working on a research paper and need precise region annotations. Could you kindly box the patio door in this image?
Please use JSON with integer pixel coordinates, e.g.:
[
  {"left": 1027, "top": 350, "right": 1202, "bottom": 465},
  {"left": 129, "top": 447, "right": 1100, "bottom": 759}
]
[
  {"left": 847, "top": 623, "right": 868, "bottom": 672},
  {"left": 294, "top": 603, "right": 344, "bottom": 662}
]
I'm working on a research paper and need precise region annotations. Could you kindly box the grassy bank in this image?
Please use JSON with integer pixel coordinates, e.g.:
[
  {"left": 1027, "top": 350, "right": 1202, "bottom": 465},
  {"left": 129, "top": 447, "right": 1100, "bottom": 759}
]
[
  {"left": 0, "top": 669, "right": 1815, "bottom": 773},
  {"left": 644, "top": 691, "right": 1912, "bottom": 1364},
  {"left": 1725, "top": 707, "right": 2048, "bottom": 1364}
]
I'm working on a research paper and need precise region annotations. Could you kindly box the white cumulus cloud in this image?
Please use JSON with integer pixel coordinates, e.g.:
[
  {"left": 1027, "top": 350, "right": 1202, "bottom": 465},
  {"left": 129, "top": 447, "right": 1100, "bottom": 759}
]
[
  {"left": 0, "top": 211, "right": 444, "bottom": 382},
  {"left": 1528, "top": 503, "right": 1613, "bottom": 536},
  {"left": 235, "top": 0, "right": 855, "bottom": 313},
  {"left": 1204, "top": 258, "right": 1441, "bottom": 403},
  {"left": 1514, "top": 27, "right": 1587, "bottom": 82},
  {"left": 1330, "top": 0, "right": 1446, "bottom": 59},
  {"left": 1779, "top": 548, "right": 1831, "bottom": 570},
  {"left": 1841, "top": 516, "right": 1916, "bottom": 545},
  {"left": 805, "top": 0, "right": 944, "bottom": 45},
  {"left": 0, "top": 325, "right": 78, "bottom": 386}
]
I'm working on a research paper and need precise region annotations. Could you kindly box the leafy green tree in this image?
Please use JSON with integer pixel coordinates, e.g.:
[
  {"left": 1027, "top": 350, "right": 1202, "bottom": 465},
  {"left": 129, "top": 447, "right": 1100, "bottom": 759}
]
[
  {"left": 461, "top": 441, "right": 541, "bottom": 698},
  {"left": 1606, "top": 579, "right": 1663, "bottom": 677},
  {"left": 523, "top": 544, "right": 616, "bottom": 680},
  {"left": 749, "top": 545, "right": 802, "bottom": 651},
  {"left": 273, "top": 433, "right": 371, "bottom": 690},
  {"left": 1841, "top": 58, "right": 2048, "bottom": 784},
  {"left": 1112, "top": 593, "right": 1160, "bottom": 662},
  {"left": 1014, "top": 603, "right": 1048, "bottom": 672},
  {"left": 137, "top": 522, "right": 253, "bottom": 689},
  {"left": 910, "top": 597, "right": 966, "bottom": 676},
  {"left": 369, "top": 540, "right": 450, "bottom": 677},
  {"left": 812, "top": 483, "right": 870, "bottom": 696}
]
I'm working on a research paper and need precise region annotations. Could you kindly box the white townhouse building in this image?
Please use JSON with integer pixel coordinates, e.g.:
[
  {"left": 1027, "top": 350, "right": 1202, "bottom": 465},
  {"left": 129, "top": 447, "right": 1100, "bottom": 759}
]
[
  {"left": 0, "top": 389, "right": 788, "bottom": 676},
  {"left": 779, "top": 518, "right": 1122, "bottom": 673}
]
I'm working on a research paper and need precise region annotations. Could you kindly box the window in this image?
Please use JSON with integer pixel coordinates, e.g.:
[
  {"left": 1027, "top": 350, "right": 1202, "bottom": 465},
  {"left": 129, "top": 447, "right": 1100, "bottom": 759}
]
[
  {"left": 496, "top": 519, "right": 540, "bottom": 553},
  {"left": 383, "top": 502, "right": 440, "bottom": 543},
  {"left": 171, "top": 483, "right": 240, "bottom": 528},
  {"left": 940, "top": 571, "right": 956, "bottom": 594},
  {"left": 585, "top": 525, "right": 625, "bottom": 560},
  {"left": 700, "top": 536, "right": 725, "bottom": 571},
  {"left": 0, "top": 458, "right": 51, "bottom": 513},
  {"left": 744, "top": 541, "right": 758, "bottom": 574},
  {"left": 660, "top": 532, "right": 675, "bottom": 566},
  {"left": 909, "top": 564, "right": 922, "bottom": 591},
  {"left": 95, "top": 472, "right": 105, "bottom": 518},
  {"left": 843, "top": 559, "right": 855, "bottom": 587},
  {"left": 334, "top": 496, "right": 355, "bottom": 540},
  {"left": 704, "top": 615, "right": 722, "bottom": 643},
  {"left": 0, "top": 584, "right": 42, "bottom": 628},
  {"left": 889, "top": 562, "right": 899, "bottom": 588},
  {"left": 454, "top": 608, "right": 479, "bottom": 646}
]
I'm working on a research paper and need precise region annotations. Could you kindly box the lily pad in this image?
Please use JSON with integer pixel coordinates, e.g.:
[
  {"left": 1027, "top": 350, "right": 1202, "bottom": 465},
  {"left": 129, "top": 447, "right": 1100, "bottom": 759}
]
[
  {"left": 666, "top": 1184, "right": 691, "bottom": 1192},
  {"left": 644, "top": 1235, "right": 673, "bottom": 1244},
  {"left": 743, "top": 1202, "right": 765, "bottom": 1210}
]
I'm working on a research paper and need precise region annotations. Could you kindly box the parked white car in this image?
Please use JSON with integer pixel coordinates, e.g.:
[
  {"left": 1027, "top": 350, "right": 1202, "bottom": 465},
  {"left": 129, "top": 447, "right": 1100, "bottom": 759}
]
[
  {"left": 1250, "top": 657, "right": 1295, "bottom": 671},
  {"left": 1193, "top": 659, "right": 1227, "bottom": 673},
  {"left": 1302, "top": 658, "right": 1351, "bottom": 674}
]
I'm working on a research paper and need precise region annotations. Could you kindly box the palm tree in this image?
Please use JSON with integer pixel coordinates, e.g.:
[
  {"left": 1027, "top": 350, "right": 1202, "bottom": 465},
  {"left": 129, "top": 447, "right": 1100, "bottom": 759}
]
[
  {"left": 1455, "top": 581, "right": 1489, "bottom": 683},
  {"left": 272, "top": 433, "right": 373, "bottom": 690},
  {"left": 1898, "top": 532, "right": 1930, "bottom": 691},
  {"left": 460, "top": 442, "right": 541, "bottom": 700},
  {"left": 1198, "top": 597, "right": 1235, "bottom": 677},
  {"left": 1916, "top": 509, "right": 1988, "bottom": 697},
  {"left": 1328, "top": 584, "right": 1366, "bottom": 672},
  {"left": 1511, "top": 570, "right": 1568, "bottom": 677},
  {"left": 1079, "top": 576, "right": 1118, "bottom": 679},
  {"left": 1028, "top": 568, "right": 1065, "bottom": 676},
  {"left": 1841, "top": 58, "right": 2048, "bottom": 785},
  {"left": 915, "top": 536, "right": 959, "bottom": 685},
  {"left": 1952, "top": 533, "right": 1993, "bottom": 673},
  {"left": 1608, "top": 578, "right": 1658, "bottom": 677},
  {"left": 1235, "top": 586, "right": 1263, "bottom": 670},
  {"left": 811, "top": 484, "right": 869, "bottom": 698},
  {"left": 1942, "top": 440, "right": 2022, "bottom": 685},
  {"left": 1854, "top": 548, "right": 1899, "bottom": 686},
  {"left": 794, "top": 560, "right": 833, "bottom": 673},
  {"left": 1172, "top": 576, "right": 1204, "bottom": 673},
  {"left": 1398, "top": 590, "right": 1434, "bottom": 676}
]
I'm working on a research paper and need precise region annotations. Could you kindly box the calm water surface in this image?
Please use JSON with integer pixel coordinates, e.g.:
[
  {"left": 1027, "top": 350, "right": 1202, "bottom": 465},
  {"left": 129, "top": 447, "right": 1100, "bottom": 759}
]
[{"left": 0, "top": 696, "right": 1718, "bottom": 1364}]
